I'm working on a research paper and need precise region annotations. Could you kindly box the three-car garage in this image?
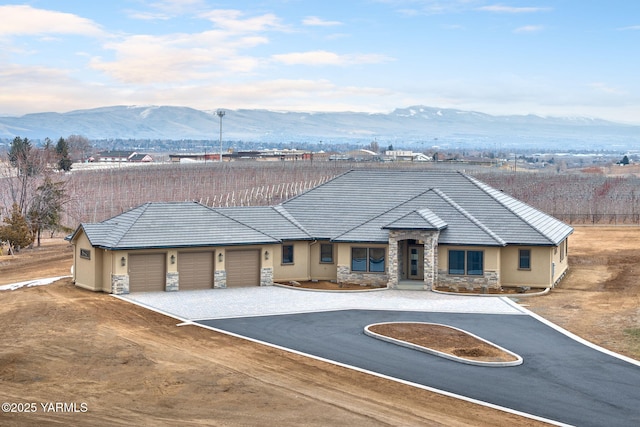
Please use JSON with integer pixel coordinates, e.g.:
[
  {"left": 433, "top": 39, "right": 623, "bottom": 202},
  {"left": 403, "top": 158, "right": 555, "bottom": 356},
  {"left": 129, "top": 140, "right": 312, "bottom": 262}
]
[{"left": 127, "top": 250, "right": 261, "bottom": 292}]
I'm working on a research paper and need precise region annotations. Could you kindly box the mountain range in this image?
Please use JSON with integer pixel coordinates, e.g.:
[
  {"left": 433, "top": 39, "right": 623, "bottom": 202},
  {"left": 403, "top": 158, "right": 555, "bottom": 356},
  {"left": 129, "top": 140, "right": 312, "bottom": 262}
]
[{"left": 0, "top": 105, "right": 637, "bottom": 150}]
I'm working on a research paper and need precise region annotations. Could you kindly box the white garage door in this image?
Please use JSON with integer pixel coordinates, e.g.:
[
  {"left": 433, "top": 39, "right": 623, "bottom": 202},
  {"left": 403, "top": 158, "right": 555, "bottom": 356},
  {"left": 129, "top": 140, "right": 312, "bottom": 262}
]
[
  {"left": 178, "top": 251, "right": 214, "bottom": 290},
  {"left": 128, "top": 253, "right": 166, "bottom": 292},
  {"left": 226, "top": 250, "right": 260, "bottom": 287}
]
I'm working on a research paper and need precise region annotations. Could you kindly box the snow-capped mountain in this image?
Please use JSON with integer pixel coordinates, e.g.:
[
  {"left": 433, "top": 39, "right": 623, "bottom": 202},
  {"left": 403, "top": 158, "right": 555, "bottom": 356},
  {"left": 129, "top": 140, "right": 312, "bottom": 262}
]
[{"left": 0, "top": 105, "right": 637, "bottom": 150}]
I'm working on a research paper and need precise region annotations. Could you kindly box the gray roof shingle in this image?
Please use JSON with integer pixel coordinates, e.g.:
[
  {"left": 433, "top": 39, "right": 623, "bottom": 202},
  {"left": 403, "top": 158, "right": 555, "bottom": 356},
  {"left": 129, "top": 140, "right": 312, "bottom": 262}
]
[{"left": 74, "top": 170, "right": 573, "bottom": 249}]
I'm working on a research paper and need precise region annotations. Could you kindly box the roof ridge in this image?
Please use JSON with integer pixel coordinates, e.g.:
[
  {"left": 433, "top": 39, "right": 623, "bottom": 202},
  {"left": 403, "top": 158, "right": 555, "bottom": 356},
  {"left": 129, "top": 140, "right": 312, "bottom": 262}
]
[
  {"left": 431, "top": 188, "right": 506, "bottom": 246},
  {"left": 461, "top": 173, "right": 555, "bottom": 244},
  {"left": 281, "top": 169, "right": 354, "bottom": 205},
  {"left": 212, "top": 206, "right": 283, "bottom": 242},
  {"left": 272, "top": 205, "right": 312, "bottom": 238},
  {"left": 108, "top": 202, "right": 152, "bottom": 247}
]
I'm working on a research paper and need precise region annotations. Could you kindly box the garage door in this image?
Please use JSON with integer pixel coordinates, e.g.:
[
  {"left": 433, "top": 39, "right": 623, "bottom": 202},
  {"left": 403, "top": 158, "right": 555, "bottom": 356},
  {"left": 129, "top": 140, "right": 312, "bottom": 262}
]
[
  {"left": 129, "top": 253, "right": 166, "bottom": 292},
  {"left": 226, "top": 250, "right": 260, "bottom": 287},
  {"left": 178, "top": 252, "right": 214, "bottom": 290}
]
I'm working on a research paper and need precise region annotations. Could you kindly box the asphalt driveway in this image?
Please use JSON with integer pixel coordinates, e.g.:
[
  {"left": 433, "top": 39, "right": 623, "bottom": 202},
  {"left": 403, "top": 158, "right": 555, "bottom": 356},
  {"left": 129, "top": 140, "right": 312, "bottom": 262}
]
[{"left": 122, "top": 288, "right": 640, "bottom": 427}]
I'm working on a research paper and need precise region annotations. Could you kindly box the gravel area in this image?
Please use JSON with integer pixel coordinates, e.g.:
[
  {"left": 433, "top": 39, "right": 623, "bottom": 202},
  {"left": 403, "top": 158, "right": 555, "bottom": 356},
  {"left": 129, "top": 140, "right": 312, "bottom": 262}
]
[{"left": 119, "top": 286, "right": 526, "bottom": 321}]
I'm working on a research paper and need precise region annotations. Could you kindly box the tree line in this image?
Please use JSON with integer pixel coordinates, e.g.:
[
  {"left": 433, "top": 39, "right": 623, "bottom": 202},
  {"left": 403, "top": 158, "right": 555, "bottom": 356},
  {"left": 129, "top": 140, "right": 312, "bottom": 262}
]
[{"left": 0, "top": 136, "right": 76, "bottom": 253}]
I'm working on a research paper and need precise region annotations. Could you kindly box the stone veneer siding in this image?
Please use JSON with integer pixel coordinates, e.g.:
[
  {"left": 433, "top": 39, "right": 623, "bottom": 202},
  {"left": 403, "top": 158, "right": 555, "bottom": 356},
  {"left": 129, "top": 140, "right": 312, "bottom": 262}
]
[
  {"left": 111, "top": 274, "right": 129, "bottom": 295},
  {"left": 214, "top": 270, "right": 227, "bottom": 288},
  {"left": 166, "top": 272, "right": 179, "bottom": 291},
  {"left": 260, "top": 267, "right": 273, "bottom": 286},
  {"left": 437, "top": 270, "right": 500, "bottom": 291},
  {"left": 388, "top": 230, "right": 440, "bottom": 290},
  {"left": 336, "top": 265, "right": 388, "bottom": 287}
]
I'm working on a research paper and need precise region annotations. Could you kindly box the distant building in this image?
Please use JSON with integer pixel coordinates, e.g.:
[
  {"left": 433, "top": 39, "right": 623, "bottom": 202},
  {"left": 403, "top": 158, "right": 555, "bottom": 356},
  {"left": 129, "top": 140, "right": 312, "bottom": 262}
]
[
  {"left": 97, "top": 151, "right": 153, "bottom": 163},
  {"left": 384, "top": 150, "right": 433, "bottom": 162}
]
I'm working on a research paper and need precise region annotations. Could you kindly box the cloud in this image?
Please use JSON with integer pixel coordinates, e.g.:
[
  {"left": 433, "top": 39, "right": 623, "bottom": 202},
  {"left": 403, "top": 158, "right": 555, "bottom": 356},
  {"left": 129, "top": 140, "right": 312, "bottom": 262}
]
[
  {"left": 302, "top": 16, "right": 343, "bottom": 27},
  {"left": 477, "top": 5, "right": 551, "bottom": 14},
  {"left": 618, "top": 25, "right": 640, "bottom": 31},
  {"left": 0, "top": 5, "right": 105, "bottom": 37},
  {"left": 199, "top": 9, "right": 287, "bottom": 33},
  {"left": 272, "top": 50, "right": 394, "bottom": 66},
  {"left": 91, "top": 10, "right": 286, "bottom": 84},
  {"left": 0, "top": 64, "right": 118, "bottom": 115},
  {"left": 588, "top": 82, "right": 625, "bottom": 95},
  {"left": 514, "top": 25, "right": 544, "bottom": 33}
]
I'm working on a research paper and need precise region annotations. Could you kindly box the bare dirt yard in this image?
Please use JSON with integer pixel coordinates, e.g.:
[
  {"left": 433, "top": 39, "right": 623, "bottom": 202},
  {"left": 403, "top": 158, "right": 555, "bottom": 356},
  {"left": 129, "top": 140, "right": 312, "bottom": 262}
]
[{"left": 0, "top": 226, "right": 638, "bottom": 426}]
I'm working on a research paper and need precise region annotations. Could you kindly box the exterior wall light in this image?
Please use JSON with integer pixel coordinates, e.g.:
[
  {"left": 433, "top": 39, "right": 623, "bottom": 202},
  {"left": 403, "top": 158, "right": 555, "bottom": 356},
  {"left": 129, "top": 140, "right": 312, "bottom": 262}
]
[
  {"left": 170, "top": 254, "right": 176, "bottom": 264},
  {"left": 218, "top": 252, "right": 223, "bottom": 262},
  {"left": 264, "top": 251, "right": 269, "bottom": 260},
  {"left": 121, "top": 256, "right": 126, "bottom": 267}
]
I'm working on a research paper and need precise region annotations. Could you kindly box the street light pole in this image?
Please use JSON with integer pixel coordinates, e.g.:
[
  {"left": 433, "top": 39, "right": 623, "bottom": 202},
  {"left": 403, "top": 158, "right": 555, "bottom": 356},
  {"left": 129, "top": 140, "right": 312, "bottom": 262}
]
[{"left": 217, "top": 109, "right": 225, "bottom": 163}]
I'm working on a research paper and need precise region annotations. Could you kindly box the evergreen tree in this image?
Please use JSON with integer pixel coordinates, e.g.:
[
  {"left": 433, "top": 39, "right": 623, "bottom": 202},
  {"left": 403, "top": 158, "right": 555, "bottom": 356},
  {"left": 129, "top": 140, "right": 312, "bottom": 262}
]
[
  {"left": 55, "top": 137, "right": 73, "bottom": 171},
  {"left": 0, "top": 203, "right": 34, "bottom": 253},
  {"left": 8, "top": 136, "right": 37, "bottom": 176}
]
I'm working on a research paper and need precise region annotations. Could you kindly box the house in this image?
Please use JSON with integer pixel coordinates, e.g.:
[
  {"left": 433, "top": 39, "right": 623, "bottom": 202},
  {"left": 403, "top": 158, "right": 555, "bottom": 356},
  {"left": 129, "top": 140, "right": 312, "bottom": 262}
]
[
  {"left": 68, "top": 170, "right": 573, "bottom": 294},
  {"left": 97, "top": 150, "right": 136, "bottom": 162},
  {"left": 129, "top": 153, "right": 153, "bottom": 163},
  {"left": 97, "top": 151, "right": 152, "bottom": 163}
]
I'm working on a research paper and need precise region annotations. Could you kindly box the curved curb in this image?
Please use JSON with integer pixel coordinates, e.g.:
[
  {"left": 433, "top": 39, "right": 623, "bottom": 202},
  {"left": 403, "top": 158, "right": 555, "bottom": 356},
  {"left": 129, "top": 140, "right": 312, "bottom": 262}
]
[
  {"left": 273, "top": 283, "right": 388, "bottom": 293},
  {"left": 364, "top": 322, "right": 523, "bottom": 367},
  {"left": 431, "top": 287, "right": 550, "bottom": 298}
]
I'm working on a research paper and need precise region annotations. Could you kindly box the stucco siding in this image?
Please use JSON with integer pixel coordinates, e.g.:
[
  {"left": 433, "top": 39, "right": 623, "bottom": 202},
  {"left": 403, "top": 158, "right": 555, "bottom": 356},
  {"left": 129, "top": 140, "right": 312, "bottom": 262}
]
[
  {"left": 501, "top": 246, "right": 553, "bottom": 288},
  {"left": 73, "top": 232, "right": 101, "bottom": 291},
  {"left": 273, "top": 241, "right": 310, "bottom": 282},
  {"left": 309, "top": 241, "right": 338, "bottom": 281}
]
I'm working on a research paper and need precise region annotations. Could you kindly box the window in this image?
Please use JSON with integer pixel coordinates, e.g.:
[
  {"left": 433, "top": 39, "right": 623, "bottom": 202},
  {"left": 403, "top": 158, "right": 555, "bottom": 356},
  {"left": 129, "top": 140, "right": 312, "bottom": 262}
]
[
  {"left": 369, "top": 248, "right": 385, "bottom": 272},
  {"left": 320, "top": 244, "right": 333, "bottom": 263},
  {"left": 80, "top": 248, "right": 91, "bottom": 260},
  {"left": 519, "top": 249, "right": 531, "bottom": 270},
  {"left": 351, "top": 247, "right": 385, "bottom": 273},
  {"left": 467, "top": 251, "right": 483, "bottom": 275},
  {"left": 351, "top": 248, "right": 367, "bottom": 271},
  {"left": 448, "top": 250, "right": 483, "bottom": 276},
  {"left": 448, "top": 250, "right": 465, "bottom": 275},
  {"left": 282, "top": 245, "right": 294, "bottom": 264}
]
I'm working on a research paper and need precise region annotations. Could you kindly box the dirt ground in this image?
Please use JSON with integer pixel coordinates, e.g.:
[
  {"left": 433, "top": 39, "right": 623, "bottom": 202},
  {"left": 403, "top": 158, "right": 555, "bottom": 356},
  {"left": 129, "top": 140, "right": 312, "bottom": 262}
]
[
  {"left": 368, "top": 323, "right": 518, "bottom": 363},
  {"left": 0, "top": 226, "right": 638, "bottom": 426}
]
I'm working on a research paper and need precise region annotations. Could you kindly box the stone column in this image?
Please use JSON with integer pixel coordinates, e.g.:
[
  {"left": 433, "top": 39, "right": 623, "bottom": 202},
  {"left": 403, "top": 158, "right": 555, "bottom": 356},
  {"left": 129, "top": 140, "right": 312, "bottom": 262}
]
[
  {"left": 111, "top": 274, "right": 129, "bottom": 294},
  {"left": 214, "top": 270, "right": 227, "bottom": 288},
  {"left": 423, "top": 231, "right": 440, "bottom": 290},
  {"left": 260, "top": 267, "right": 273, "bottom": 286},
  {"left": 166, "top": 272, "right": 179, "bottom": 291},
  {"left": 387, "top": 234, "right": 399, "bottom": 289}
]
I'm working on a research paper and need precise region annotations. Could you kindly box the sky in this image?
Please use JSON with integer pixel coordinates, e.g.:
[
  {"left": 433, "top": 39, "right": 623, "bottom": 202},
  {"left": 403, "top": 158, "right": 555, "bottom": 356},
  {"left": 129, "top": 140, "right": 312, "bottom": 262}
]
[{"left": 0, "top": 0, "right": 639, "bottom": 124}]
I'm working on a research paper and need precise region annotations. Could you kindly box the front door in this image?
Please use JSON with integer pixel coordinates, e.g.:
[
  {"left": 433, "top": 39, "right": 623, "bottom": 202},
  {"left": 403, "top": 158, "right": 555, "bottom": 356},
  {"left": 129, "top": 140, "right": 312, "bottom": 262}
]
[{"left": 408, "top": 246, "right": 424, "bottom": 280}]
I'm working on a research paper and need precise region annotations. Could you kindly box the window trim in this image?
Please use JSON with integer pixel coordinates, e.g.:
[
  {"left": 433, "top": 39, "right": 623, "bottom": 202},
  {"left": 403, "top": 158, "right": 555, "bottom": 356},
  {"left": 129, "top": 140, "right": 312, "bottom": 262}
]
[
  {"left": 447, "top": 249, "right": 484, "bottom": 276},
  {"left": 281, "top": 244, "right": 294, "bottom": 265},
  {"left": 518, "top": 248, "right": 531, "bottom": 270},
  {"left": 320, "top": 243, "right": 334, "bottom": 264}
]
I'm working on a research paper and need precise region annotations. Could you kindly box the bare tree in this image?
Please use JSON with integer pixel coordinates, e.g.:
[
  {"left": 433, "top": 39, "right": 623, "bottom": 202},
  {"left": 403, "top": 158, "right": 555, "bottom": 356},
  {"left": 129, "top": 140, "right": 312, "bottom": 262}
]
[{"left": 66, "top": 134, "right": 92, "bottom": 163}]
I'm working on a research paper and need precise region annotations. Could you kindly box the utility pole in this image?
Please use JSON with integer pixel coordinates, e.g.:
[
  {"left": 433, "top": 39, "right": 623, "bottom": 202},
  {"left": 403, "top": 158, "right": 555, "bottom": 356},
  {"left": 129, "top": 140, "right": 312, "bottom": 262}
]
[{"left": 217, "top": 110, "right": 225, "bottom": 163}]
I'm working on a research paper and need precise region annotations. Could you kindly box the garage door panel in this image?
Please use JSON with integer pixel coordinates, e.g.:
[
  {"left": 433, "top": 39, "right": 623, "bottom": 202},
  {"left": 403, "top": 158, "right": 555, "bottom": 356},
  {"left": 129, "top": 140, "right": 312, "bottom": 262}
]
[
  {"left": 178, "top": 252, "right": 214, "bottom": 290},
  {"left": 129, "top": 253, "right": 166, "bottom": 292},
  {"left": 226, "top": 250, "right": 260, "bottom": 287}
]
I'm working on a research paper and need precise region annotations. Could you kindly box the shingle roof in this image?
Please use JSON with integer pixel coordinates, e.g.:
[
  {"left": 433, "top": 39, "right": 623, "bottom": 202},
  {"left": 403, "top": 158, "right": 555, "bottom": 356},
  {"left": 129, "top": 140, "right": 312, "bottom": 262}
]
[
  {"left": 73, "top": 170, "right": 573, "bottom": 249},
  {"left": 77, "top": 202, "right": 279, "bottom": 249},
  {"left": 282, "top": 170, "right": 572, "bottom": 245}
]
